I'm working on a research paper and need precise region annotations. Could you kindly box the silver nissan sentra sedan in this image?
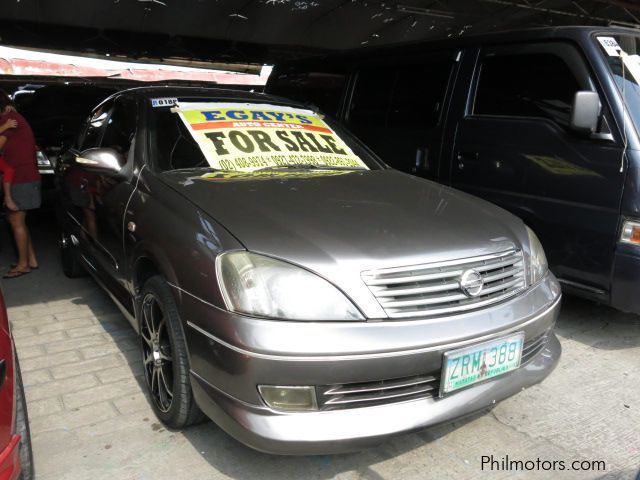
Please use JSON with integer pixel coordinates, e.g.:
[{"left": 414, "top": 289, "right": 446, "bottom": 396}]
[{"left": 57, "top": 86, "right": 561, "bottom": 454}]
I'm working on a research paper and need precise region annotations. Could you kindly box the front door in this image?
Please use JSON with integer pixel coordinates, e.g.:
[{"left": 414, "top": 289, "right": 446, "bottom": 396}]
[
  {"left": 89, "top": 96, "right": 139, "bottom": 307},
  {"left": 448, "top": 42, "right": 625, "bottom": 293}
]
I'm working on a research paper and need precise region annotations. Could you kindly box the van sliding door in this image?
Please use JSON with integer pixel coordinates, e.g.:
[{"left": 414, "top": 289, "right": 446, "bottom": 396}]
[{"left": 449, "top": 42, "right": 625, "bottom": 295}]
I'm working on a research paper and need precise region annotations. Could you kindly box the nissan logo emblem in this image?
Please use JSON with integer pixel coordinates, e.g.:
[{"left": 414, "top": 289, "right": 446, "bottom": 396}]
[{"left": 460, "top": 269, "right": 484, "bottom": 297}]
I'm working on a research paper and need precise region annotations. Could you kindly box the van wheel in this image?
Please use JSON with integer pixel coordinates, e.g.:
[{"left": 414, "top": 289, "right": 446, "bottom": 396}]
[
  {"left": 139, "top": 275, "right": 204, "bottom": 428},
  {"left": 15, "top": 359, "right": 34, "bottom": 480},
  {"left": 60, "top": 233, "right": 85, "bottom": 278}
]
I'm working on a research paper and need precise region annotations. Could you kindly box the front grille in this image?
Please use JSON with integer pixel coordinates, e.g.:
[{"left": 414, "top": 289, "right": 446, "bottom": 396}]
[
  {"left": 316, "top": 330, "right": 549, "bottom": 410},
  {"left": 316, "top": 374, "right": 439, "bottom": 410},
  {"left": 521, "top": 331, "right": 549, "bottom": 365},
  {"left": 362, "top": 249, "right": 526, "bottom": 319}
]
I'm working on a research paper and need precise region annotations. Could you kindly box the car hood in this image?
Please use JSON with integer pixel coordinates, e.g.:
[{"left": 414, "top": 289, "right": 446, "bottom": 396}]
[{"left": 161, "top": 169, "right": 528, "bottom": 318}]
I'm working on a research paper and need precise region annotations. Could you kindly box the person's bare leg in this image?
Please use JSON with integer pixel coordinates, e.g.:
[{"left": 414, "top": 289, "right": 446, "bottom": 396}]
[
  {"left": 3, "top": 181, "right": 17, "bottom": 212},
  {"left": 27, "top": 231, "right": 38, "bottom": 268},
  {"left": 7, "top": 211, "right": 31, "bottom": 273}
]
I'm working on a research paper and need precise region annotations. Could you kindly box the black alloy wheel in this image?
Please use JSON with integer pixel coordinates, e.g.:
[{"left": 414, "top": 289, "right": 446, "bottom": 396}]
[
  {"left": 141, "top": 292, "right": 174, "bottom": 413},
  {"left": 139, "top": 276, "right": 204, "bottom": 428}
]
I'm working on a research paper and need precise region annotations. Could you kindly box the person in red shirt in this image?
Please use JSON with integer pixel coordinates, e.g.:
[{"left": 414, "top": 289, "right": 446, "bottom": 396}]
[
  {"left": 0, "top": 91, "right": 41, "bottom": 278},
  {"left": 0, "top": 118, "right": 18, "bottom": 207}
]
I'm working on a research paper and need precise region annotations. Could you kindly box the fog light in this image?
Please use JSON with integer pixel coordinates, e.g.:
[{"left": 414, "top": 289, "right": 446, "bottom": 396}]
[
  {"left": 621, "top": 220, "right": 640, "bottom": 245},
  {"left": 258, "top": 385, "right": 318, "bottom": 411}
]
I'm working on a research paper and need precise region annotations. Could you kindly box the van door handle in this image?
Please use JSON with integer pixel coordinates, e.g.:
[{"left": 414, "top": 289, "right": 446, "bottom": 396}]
[
  {"left": 412, "top": 146, "right": 429, "bottom": 175},
  {"left": 456, "top": 151, "right": 479, "bottom": 170}
]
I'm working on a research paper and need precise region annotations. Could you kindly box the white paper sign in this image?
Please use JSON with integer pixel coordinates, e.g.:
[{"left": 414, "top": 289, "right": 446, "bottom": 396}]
[
  {"left": 598, "top": 37, "right": 622, "bottom": 57},
  {"left": 151, "top": 98, "right": 178, "bottom": 108},
  {"left": 172, "top": 102, "right": 369, "bottom": 172},
  {"left": 622, "top": 53, "right": 640, "bottom": 86}
]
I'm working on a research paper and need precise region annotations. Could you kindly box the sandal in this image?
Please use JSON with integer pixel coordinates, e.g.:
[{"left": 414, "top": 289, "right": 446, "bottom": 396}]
[
  {"left": 3, "top": 268, "right": 31, "bottom": 279},
  {"left": 10, "top": 263, "right": 38, "bottom": 270}
]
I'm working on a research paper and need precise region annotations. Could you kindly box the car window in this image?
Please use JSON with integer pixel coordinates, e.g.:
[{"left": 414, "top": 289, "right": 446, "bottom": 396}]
[
  {"left": 100, "top": 97, "right": 137, "bottom": 157},
  {"left": 474, "top": 52, "right": 582, "bottom": 126},
  {"left": 152, "top": 106, "right": 209, "bottom": 171},
  {"left": 79, "top": 101, "right": 112, "bottom": 150},
  {"left": 269, "top": 71, "right": 347, "bottom": 117},
  {"left": 150, "top": 99, "right": 380, "bottom": 173}
]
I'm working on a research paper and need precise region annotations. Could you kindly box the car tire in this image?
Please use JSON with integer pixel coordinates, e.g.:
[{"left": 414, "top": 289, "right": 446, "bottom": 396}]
[
  {"left": 15, "top": 359, "right": 34, "bottom": 480},
  {"left": 139, "top": 275, "right": 204, "bottom": 429},
  {"left": 60, "top": 232, "right": 85, "bottom": 278}
]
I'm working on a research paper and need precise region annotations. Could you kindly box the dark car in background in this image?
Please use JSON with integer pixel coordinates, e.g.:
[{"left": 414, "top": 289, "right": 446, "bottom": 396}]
[
  {"left": 56, "top": 86, "right": 560, "bottom": 454},
  {"left": 12, "top": 84, "right": 118, "bottom": 197},
  {"left": 267, "top": 25, "right": 640, "bottom": 315},
  {"left": 0, "top": 289, "right": 33, "bottom": 480}
]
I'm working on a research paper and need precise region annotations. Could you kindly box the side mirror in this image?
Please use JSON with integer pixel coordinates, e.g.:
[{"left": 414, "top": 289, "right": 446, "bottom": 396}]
[
  {"left": 75, "top": 148, "right": 125, "bottom": 177},
  {"left": 570, "top": 91, "right": 601, "bottom": 134}
]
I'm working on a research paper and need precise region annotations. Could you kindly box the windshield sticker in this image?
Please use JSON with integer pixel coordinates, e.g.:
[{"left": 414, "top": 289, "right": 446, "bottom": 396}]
[
  {"left": 172, "top": 102, "right": 369, "bottom": 172},
  {"left": 621, "top": 54, "right": 640, "bottom": 86},
  {"left": 199, "top": 170, "right": 354, "bottom": 182},
  {"left": 151, "top": 97, "right": 178, "bottom": 108},
  {"left": 597, "top": 37, "right": 622, "bottom": 57},
  {"left": 524, "top": 155, "right": 601, "bottom": 177}
]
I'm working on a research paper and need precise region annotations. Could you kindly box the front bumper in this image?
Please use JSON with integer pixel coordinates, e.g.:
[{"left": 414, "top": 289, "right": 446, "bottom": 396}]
[
  {"left": 184, "top": 274, "right": 562, "bottom": 454},
  {"left": 0, "top": 435, "right": 21, "bottom": 480},
  {"left": 192, "top": 334, "right": 560, "bottom": 455},
  {"left": 611, "top": 244, "right": 640, "bottom": 314}
]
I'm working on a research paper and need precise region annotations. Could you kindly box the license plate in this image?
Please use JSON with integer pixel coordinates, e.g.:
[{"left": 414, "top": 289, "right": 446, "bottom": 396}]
[{"left": 441, "top": 332, "right": 525, "bottom": 395}]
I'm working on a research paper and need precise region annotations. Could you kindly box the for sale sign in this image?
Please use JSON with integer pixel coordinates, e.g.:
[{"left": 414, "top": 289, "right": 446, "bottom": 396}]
[{"left": 173, "top": 102, "right": 369, "bottom": 172}]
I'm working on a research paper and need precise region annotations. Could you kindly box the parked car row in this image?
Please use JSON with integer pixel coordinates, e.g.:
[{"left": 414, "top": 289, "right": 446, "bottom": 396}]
[
  {"left": 7, "top": 24, "right": 637, "bottom": 457},
  {"left": 266, "top": 25, "right": 640, "bottom": 316}
]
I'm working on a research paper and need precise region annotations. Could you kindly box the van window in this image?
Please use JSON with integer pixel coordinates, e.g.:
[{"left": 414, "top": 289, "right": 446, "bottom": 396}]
[
  {"left": 597, "top": 34, "right": 640, "bottom": 138},
  {"left": 346, "top": 60, "right": 455, "bottom": 174},
  {"left": 474, "top": 53, "right": 581, "bottom": 126},
  {"left": 348, "top": 69, "right": 396, "bottom": 127},
  {"left": 349, "top": 62, "right": 454, "bottom": 130},
  {"left": 269, "top": 72, "right": 346, "bottom": 116},
  {"left": 389, "top": 63, "right": 454, "bottom": 128}
]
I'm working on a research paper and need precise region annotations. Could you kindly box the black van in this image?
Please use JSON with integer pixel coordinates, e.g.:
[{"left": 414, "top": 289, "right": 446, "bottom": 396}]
[{"left": 266, "top": 26, "right": 640, "bottom": 315}]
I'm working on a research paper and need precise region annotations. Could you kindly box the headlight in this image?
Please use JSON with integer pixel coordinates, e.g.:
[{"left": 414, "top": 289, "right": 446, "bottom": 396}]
[
  {"left": 36, "top": 150, "right": 51, "bottom": 168},
  {"left": 216, "top": 251, "right": 364, "bottom": 321},
  {"left": 620, "top": 219, "right": 640, "bottom": 246},
  {"left": 526, "top": 226, "right": 548, "bottom": 285}
]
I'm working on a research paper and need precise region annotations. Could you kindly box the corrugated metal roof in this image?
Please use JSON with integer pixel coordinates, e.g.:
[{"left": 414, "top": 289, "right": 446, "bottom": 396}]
[{"left": 0, "top": 0, "right": 638, "bottom": 63}]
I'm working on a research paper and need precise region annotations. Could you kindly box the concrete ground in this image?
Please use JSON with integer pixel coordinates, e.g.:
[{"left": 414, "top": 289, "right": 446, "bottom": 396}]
[{"left": 1, "top": 212, "right": 639, "bottom": 480}]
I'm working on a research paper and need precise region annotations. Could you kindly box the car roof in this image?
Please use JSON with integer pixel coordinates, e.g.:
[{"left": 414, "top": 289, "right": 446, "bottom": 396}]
[
  {"left": 395, "top": 25, "right": 640, "bottom": 48},
  {"left": 108, "top": 85, "right": 309, "bottom": 110},
  {"left": 275, "top": 25, "right": 640, "bottom": 68}
]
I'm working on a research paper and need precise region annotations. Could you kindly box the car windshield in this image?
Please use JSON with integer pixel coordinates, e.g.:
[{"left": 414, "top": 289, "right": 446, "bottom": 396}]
[
  {"left": 150, "top": 98, "right": 380, "bottom": 173},
  {"left": 596, "top": 34, "right": 640, "bottom": 137}
]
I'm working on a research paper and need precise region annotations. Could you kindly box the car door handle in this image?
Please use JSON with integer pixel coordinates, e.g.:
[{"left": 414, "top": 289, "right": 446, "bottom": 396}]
[{"left": 412, "top": 146, "right": 430, "bottom": 175}]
